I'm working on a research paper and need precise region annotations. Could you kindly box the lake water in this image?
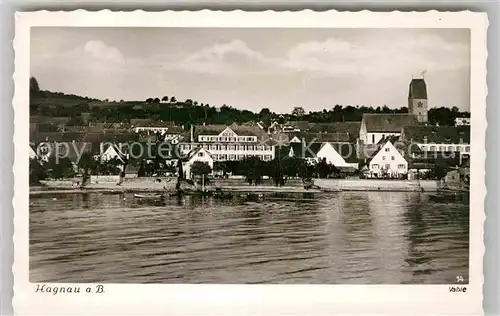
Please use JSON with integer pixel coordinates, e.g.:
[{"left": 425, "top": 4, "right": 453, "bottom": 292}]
[{"left": 29, "top": 191, "right": 469, "bottom": 284}]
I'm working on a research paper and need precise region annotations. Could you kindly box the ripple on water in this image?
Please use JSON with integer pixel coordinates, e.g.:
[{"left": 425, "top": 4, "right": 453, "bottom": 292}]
[{"left": 29, "top": 191, "right": 469, "bottom": 284}]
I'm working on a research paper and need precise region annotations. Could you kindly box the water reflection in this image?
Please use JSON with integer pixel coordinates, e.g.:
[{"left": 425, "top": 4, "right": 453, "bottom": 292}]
[{"left": 29, "top": 192, "right": 469, "bottom": 284}]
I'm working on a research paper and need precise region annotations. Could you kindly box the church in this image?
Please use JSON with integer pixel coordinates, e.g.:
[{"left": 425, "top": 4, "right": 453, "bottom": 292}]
[
  {"left": 408, "top": 77, "right": 428, "bottom": 123},
  {"left": 359, "top": 77, "right": 428, "bottom": 145}
]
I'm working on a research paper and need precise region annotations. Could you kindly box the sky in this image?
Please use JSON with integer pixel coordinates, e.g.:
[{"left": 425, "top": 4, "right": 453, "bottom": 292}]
[{"left": 31, "top": 27, "right": 470, "bottom": 113}]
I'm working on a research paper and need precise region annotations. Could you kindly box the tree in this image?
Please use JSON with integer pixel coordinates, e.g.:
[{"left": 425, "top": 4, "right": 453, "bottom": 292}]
[
  {"left": 30, "top": 77, "right": 40, "bottom": 96},
  {"left": 46, "top": 156, "right": 75, "bottom": 179},
  {"left": 153, "top": 97, "right": 161, "bottom": 104},
  {"left": 191, "top": 161, "right": 211, "bottom": 176},
  {"left": 162, "top": 96, "right": 169, "bottom": 102},
  {"left": 29, "top": 158, "right": 47, "bottom": 185},
  {"left": 431, "top": 156, "right": 451, "bottom": 180},
  {"left": 214, "top": 162, "right": 229, "bottom": 177},
  {"left": 291, "top": 106, "right": 305, "bottom": 117},
  {"left": 317, "top": 158, "right": 330, "bottom": 178},
  {"left": 259, "top": 108, "right": 271, "bottom": 117},
  {"left": 191, "top": 161, "right": 212, "bottom": 186},
  {"left": 78, "top": 152, "right": 98, "bottom": 175},
  {"left": 146, "top": 98, "right": 154, "bottom": 104},
  {"left": 170, "top": 96, "right": 177, "bottom": 103},
  {"left": 241, "top": 156, "right": 265, "bottom": 185},
  {"left": 101, "top": 157, "right": 122, "bottom": 175}
]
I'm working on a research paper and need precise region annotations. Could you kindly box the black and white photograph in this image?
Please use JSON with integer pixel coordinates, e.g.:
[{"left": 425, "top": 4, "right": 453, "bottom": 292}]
[{"left": 14, "top": 10, "right": 486, "bottom": 315}]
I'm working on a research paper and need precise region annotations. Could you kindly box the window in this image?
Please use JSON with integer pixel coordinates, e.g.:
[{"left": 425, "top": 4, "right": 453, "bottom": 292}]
[
  {"left": 230, "top": 154, "right": 236, "bottom": 160},
  {"left": 248, "top": 145, "right": 254, "bottom": 151},
  {"left": 372, "top": 134, "right": 375, "bottom": 143},
  {"left": 391, "top": 156, "right": 395, "bottom": 160},
  {"left": 222, "top": 145, "right": 227, "bottom": 150},
  {"left": 439, "top": 146, "right": 445, "bottom": 151},
  {"left": 385, "top": 164, "right": 390, "bottom": 169},
  {"left": 398, "top": 164, "right": 405, "bottom": 169},
  {"left": 430, "top": 145, "right": 436, "bottom": 151},
  {"left": 246, "top": 137, "right": 253, "bottom": 141},
  {"left": 448, "top": 146, "right": 453, "bottom": 151},
  {"left": 239, "top": 145, "right": 245, "bottom": 151},
  {"left": 382, "top": 156, "right": 386, "bottom": 160},
  {"left": 198, "top": 152, "right": 204, "bottom": 157},
  {"left": 465, "top": 146, "right": 470, "bottom": 152},
  {"left": 382, "top": 134, "right": 385, "bottom": 139},
  {"left": 229, "top": 137, "right": 236, "bottom": 142},
  {"left": 372, "top": 164, "right": 379, "bottom": 168},
  {"left": 385, "top": 148, "right": 390, "bottom": 152}
]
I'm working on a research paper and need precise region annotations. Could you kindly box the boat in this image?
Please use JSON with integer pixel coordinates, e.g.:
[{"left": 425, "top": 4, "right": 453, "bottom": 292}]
[
  {"left": 212, "top": 188, "right": 233, "bottom": 199},
  {"left": 134, "top": 193, "right": 163, "bottom": 199},
  {"left": 429, "top": 192, "right": 469, "bottom": 205}
]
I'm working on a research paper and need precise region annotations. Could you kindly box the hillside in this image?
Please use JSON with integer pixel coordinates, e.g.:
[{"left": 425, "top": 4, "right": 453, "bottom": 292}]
[{"left": 29, "top": 77, "right": 470, "bottom": 127}]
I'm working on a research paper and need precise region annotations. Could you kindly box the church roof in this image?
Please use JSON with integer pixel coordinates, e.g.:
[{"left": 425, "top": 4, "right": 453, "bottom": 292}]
[
  {"left": 362, "top": 113, "right": 419, "bottom": 133},
  {"left": 409, "top": 78, "right": 428, "bottom": 99}
]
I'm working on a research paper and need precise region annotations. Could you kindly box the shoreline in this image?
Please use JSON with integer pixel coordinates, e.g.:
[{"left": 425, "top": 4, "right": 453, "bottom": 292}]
[{"left": 29, "top": 178, "right": 449, "bottom": 195}]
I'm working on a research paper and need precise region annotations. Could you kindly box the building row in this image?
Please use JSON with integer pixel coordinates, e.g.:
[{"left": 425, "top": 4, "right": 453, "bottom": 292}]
[
  {"left": 29, "top": 116, "right": 471, "bottom": 179},
  {"left": 29, "top": 78, "right": 471, "bottom": 179}
]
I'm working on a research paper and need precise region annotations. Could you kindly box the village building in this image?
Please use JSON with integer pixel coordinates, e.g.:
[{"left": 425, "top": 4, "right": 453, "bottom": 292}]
[
  {"left": 399, "top": 125, "right": 471, "bottom": 158},
  {"left": 366, "top": 137, "right": 408, "bottom": 178},
  {"left": 455, "top": 117, "right": 471, "bottom": 126},
  {"left": 131, "top": 120, "right": 184, "bottom": 141},
  {"left": 30, "top": 141, "right": 93, "bottom": 165},
  {"left": 29, "top": 144, "right": 38, "bottom": 160},
  {"left": 100, "top": 143, "right": 127, "bottom": 162},
  {"left": 178, "top": 124, "right": 275, "bottom": 162},
  {"left": 359, "top": 113, "right": 419, "bottom": 145},
  {"left": 408, "top": 78, "right": 428, "bottom": 123},
  {"left": 287, "top": 141, "right": 358, "bottom": 170},
  {"left": 288, "top": 132, "right": 352, "bottom": 144},
  {"left": 183, "top": 147, "right": 214, "bottom": 179}
]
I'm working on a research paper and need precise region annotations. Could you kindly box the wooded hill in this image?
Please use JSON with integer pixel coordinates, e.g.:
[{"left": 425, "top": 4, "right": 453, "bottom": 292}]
[{"left": 29, "top": 77, "right": 471, "bottom": 128}]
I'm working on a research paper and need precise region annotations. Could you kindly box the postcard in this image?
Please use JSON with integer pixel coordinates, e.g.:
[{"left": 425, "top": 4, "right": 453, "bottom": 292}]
[{"left": 13, "top": 10, "right": 487, "bottom": 315}]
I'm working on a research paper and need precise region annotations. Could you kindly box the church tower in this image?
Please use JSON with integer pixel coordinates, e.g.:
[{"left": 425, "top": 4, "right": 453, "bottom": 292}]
[{"left": 408, "top": 78, "right": 428, "bottom": 123}]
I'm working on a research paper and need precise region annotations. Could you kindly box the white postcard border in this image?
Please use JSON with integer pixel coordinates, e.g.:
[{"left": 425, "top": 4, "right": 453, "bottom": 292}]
[{"left": 13, "top": 10, "right": 487, "bottom": 315}]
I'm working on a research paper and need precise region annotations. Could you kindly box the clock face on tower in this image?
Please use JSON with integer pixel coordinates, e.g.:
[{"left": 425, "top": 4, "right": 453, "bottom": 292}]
[{"left": 417, "top": 101, "right": 423, "bottom": 108}]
